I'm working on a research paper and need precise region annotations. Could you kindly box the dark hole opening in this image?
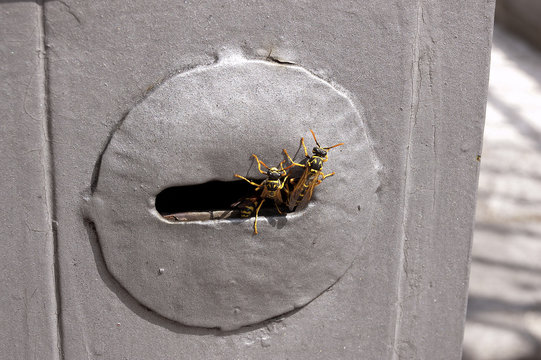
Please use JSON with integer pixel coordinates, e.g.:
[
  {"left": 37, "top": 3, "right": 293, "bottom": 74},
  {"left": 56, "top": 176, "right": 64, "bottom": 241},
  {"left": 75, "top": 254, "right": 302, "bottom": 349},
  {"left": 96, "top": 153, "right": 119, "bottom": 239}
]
[{"left": 155, "top": 180, "right": 289, "bottom": 221}]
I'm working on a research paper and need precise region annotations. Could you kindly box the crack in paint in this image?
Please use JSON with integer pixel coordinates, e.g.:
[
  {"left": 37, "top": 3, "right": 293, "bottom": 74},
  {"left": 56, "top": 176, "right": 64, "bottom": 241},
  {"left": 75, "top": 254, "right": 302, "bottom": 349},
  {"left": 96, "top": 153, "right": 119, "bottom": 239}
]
[
  {"left": 38, "top": 1, "right": 63, "bottom": 359},
  {"left": 392, "top": 1, "right": 423, "bottom": 359}
]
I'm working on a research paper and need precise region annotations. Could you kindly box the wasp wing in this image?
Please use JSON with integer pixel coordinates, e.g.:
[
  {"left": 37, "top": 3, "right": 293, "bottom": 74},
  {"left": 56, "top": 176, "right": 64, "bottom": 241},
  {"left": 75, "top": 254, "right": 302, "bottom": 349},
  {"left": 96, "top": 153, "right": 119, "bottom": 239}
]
[
  {"left": 287, "top": 169, "right": 310, "bottom": 211},
  {"left": 294, "top": 173, "right": 320, "bottom": 211}
]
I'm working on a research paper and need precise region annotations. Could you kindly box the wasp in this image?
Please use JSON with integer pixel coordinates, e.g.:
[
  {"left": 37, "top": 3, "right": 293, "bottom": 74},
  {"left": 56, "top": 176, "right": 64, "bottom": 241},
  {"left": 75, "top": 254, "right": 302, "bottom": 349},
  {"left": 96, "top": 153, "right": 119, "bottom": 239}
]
[
  {"left": 232, "top": 195, "right": 259, "bottom": 219},
  {"left": 234, "top": 154, "right": 292, "bottom": 234},
  {"left": 283, "top": 129, "right": 344, "bottom": 211}
]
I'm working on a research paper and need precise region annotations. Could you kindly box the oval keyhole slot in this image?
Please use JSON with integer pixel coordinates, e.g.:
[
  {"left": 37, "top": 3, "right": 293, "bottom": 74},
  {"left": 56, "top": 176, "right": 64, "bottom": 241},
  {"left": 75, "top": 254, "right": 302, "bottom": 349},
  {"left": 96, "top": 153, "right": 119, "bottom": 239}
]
[{"left": 155, "top": 180, "right": 292, "bottom": 222}]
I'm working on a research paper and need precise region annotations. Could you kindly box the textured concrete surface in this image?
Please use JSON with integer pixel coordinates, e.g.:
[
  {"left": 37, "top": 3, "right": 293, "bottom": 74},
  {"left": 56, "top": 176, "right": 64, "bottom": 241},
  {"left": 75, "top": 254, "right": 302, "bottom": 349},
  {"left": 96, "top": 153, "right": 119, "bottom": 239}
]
[
  {"left": 1, "top": 1, "right": 495, "bottom": 359},
  {"left": 45, "top": 1, "right": 493, "bottom": 358},
  {"left": 0, "top": 2, "right": 59, "bottom": 359},
  {"left": 463, "top": 26, "right": 541, "bottom": 360}
]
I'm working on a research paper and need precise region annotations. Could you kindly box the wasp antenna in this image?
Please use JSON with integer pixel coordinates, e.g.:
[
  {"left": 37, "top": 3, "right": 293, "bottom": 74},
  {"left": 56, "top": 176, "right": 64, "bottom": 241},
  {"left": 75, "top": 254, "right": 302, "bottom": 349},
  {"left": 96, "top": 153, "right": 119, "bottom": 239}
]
[
  {"left": 324, "top": 142, "right": 345, "bottom": 150},
  {"left": 282, "top": 163, "right": 295, "bottom": 171},
  {"left": 283, "top": 148, "right": 293, "bottom": 162},
  {"left": 310, "top": 129, "right": 321, "bottom": 148},
  {"left": 252, "top": 154, "right": 270, "bottom": 169}
]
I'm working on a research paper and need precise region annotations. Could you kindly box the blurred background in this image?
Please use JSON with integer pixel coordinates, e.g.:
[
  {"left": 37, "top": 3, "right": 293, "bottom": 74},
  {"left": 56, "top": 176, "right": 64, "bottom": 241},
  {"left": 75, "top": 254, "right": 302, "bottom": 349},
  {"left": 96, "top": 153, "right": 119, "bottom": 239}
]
[{"left": 462, "top": 1, "right": 541, "bottom": 359}]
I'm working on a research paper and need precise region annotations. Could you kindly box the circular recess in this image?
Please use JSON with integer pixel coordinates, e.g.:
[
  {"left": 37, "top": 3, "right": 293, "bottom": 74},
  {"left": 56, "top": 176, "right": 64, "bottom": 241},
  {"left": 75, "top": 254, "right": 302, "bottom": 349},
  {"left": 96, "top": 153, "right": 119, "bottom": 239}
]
[{"left": 89, "top": 57, "right": 379, "bottom": 330}]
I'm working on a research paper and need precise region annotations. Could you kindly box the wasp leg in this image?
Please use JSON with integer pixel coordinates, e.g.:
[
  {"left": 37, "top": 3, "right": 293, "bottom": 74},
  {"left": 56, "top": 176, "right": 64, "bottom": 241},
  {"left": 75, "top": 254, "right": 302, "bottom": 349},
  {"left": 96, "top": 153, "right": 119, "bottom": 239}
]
[
  {"left": 282, "top": 177, "right": 293, "bottom": 199},
  {"left": 283, "top": 149, "right": 305, "bottom": 167},
  {"left": 301, "top": 137, "right": 309, "bottom": 158},
  {"left": 252, "top": 154, "right": 270, "bottom": 175},
  {"left": 283, "top": 186, "right": 290, "bottom": 198},
  {"left": 321, "top": 172, "right": 335, "bottom": 180},
  {"left": 283, "top": 181, "right": 290, "bottom": 195},
  {"left": 235, "top": 174, "right": 262, "bottom": 188},
  {"left": 280, "top": 176, "right": 288, "bottom": 189},
  {"left": 253, "top": 198, "right": 265, "bottom": 235},
  {"left": 274, "top": 201, "right": 286, "bottom": 215},
  {"left": 322, "top": 172, "right": 335, "bottom": 179},
  {"left": 311, "top": 172, "right": 332, "bottom": 188}
]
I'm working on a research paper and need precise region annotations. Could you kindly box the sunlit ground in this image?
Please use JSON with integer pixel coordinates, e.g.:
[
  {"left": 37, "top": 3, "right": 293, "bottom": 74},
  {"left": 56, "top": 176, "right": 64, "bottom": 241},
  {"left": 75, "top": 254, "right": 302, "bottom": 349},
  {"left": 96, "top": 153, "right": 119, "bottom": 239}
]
[{"left": 462, "top": 26, "right": 541, "bottom": 360}]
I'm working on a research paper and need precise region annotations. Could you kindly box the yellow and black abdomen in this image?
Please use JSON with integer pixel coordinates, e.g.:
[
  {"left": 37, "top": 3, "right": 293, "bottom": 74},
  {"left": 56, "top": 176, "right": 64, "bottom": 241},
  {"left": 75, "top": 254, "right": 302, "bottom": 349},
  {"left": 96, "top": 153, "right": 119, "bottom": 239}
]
[{"left": 235, "top": 196, "right": 259, "bottom": 218}]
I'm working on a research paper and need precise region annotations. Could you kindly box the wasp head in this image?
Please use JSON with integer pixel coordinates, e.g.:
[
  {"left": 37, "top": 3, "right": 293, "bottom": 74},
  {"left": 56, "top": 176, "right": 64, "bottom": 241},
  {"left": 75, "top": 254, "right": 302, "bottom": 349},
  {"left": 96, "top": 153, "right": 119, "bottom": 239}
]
[
  {"left": 267, "top": 167, "right": 282, "bottom": 180},
  {"left": 312, "top": 147, "right": 327, "bottom": 157}
]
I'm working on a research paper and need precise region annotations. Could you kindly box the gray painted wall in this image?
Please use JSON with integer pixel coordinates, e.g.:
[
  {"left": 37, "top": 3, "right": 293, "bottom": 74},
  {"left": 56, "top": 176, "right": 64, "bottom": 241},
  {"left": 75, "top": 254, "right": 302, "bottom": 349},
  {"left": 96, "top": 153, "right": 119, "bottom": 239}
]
[
  {"left": 1, "top": 2, "right": 59, "bottom": 359},
  {"left": 1, "top": 1, "right": 495, "bottom": 359}
]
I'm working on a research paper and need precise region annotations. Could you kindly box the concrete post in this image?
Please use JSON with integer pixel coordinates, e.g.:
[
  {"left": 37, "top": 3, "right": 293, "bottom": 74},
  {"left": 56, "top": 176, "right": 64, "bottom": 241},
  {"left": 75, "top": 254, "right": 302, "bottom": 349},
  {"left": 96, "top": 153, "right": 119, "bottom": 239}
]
[{"left": 1, "top": 1, "right": 495, "bottom": 359}]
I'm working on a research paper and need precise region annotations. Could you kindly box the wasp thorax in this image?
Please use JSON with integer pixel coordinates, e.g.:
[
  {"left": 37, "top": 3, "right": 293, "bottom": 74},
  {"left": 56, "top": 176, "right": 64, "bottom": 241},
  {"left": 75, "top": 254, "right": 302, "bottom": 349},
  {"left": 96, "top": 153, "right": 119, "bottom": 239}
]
[{"left": 313, "top": 147, "right": 327, "bottom": 157}]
